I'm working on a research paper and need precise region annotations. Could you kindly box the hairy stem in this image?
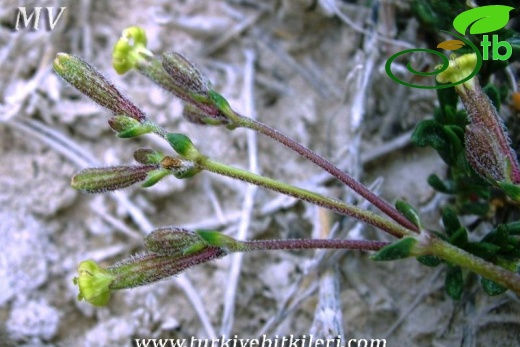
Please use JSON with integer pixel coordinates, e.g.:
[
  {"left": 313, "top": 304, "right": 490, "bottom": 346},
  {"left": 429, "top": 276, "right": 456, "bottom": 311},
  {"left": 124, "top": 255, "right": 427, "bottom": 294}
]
[
  {"left": 239, "top": 239, "right": 389, "bottom": 252},
  {"left": 234, "top": 115, "right": 420, "bottom": 233},
  {"left": 198, "top": 157, "right": 414, "bottom": 238},
  {"left": 422, "top": 235, "right": 520, "bottom": 295}
]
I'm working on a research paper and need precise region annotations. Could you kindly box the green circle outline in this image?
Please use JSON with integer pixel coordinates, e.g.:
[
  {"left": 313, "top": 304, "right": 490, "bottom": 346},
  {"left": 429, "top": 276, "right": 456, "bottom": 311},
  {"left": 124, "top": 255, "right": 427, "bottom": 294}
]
[{"left": 385, "top": 31, "right": 483, "bottom": 89}]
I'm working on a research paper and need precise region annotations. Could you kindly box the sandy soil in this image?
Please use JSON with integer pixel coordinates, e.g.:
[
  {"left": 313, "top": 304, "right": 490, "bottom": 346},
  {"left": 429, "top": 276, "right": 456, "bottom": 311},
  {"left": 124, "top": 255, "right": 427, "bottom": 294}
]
[{"left": 1, "top": 0, "right": 520, "bottom": 346}]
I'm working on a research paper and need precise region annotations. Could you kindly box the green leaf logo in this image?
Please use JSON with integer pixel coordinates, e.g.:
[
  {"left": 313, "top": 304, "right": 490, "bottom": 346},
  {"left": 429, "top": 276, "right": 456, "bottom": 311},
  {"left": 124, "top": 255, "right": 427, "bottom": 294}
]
[{"left": 453, "top": 5, "right": 514, "bottom": 35}]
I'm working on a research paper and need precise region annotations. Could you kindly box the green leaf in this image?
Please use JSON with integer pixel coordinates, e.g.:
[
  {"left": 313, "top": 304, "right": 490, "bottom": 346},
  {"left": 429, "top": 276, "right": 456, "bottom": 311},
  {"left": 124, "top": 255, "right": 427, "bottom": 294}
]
[
  {"left": 372, "top": 237, "right": 418, "bottom": 261},
  {"left": 442, "top": 206, "right": 461, "bottom": 236},
  {"left": 454, "top": 110, "right": 468, "bottom": 128},
  {"left": 141, "top": 169, "right": 170, "bottom": 188},
  {"left": 411, "top": 0, "right": 438, "bottom": 26},
  {"left": 445, "top": 265, "right": 464, "bottom": 300},
  {"left": 442, "top": 105, "right": 457, "bottom": 125},
  {"left": 412, "top": 120, "right": 445, "bottom": 147},
  {"left": 458, "top": 201, "right": 490, "bottom": 216},
  {"left": 411, "top": 120, "right": 461, "bottom": 165},
  {"left": 453, "top": 5, "right": 514, "bottom": 35},
  {"left": 481, "top": 277, "right": 507, "bottom": 296},
  {"left": 395, "top": 200, "right": 421, "bottom": 228},
  {"left": 483, "top": 225, "right": 513, "bottom": 248},
  {"left": 445, "top": 125, "right": 464, "bottom": 144},
  {"left": 465, "top": 242, "right": 501, "bottom": 261},
  {"left": 498, "top": 181, "right": 520, "bottom": 202},
  {"left": 442, "top": 126, "right": 464, "bottom": 159},
  {"left": 427, "top": 174, "right": 455, "bottom": 194},
  {"left": 449, "top": 227, "right": 468, "bottom": 248},
  {"left": 483, "top": 83, "right": 501, "bottom": 111},
  {"left": 502, "top": 221, "right": 520, "bottom": 236},
  {"left": 436, "top": 87, "right": 459, "bottom": 118},
  {"left": 507, "top": 35, "right": 520, "bottom": 62},
  {"left": 417, "top": 255, "right": 442, "bottom": 267}
]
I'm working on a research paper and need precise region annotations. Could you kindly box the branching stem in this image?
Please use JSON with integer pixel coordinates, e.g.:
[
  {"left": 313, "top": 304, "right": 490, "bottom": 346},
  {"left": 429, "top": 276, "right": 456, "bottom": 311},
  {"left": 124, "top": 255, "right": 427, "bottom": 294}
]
[{"left": 234, "top": 115, "right": 420, "bottom": 233}]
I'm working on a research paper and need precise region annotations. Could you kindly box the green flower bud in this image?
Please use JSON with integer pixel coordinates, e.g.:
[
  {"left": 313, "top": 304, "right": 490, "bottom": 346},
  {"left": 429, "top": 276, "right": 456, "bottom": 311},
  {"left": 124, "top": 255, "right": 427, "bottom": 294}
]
[
  {"left": 71, "top": 165, "right": 158, "bottom": 193},
  {"left": 182, "top": 103, "right": 233, "bottom": 127},
  {"left": 436, "top": 53, "right": 520, "bottom": 186},
  {"left": 161, "top": 52, "right": 211, "bottom": 96},
  {"left": 108, "top": 116, "right": 154, "bottom": 138},
  {"left": 165, "top": 133, "right": 201, "bottom": 161},
  {"left": 465, "top": 124, "right": 509, "bottom": 182},
  {"left": 75, "top": 246, "right": 227, "bottom": 306},
  {"left": 53, "top": 53, "right": 146, "bottom": 121},
  {"left": 109, "top": 248, "right": 226, "bottom": 290},
  {"left": 144, "top": 227, "right": 207, "bottom": 256},
  {"left": 108, "top": 114, "right": 139, "bottom": 132},
  {"left": 112, "top": 26, "right": 153, "bottom": 75},
  {"left": 196, "top": 230, "right": 244, "bottom": 252},
  {"left": 73, "top": 260, "right": 114, "bottom": 306},
  {"left": 133, "top": 149, "right": 165, "bottom": 165}
]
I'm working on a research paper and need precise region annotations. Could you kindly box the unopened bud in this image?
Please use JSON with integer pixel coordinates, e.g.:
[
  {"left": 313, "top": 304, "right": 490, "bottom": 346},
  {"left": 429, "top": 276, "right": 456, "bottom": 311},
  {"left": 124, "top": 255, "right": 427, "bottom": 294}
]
[
  {"left": 53, "top": 53, "right": 146, "bottom": 121},
  {"left": 465, "top": 124, "right": 508, "bottom": 182},
  {"left": 196, "top": 230, "right": 244, "bottom": 252},
  {"left": 161, "top": 52, "right": 211, "bottom": 96},
  {"left": 108, "top": 247, "right": 226, "bottom": 290},
  {"left": 160, "top": 53, "right": 242, "bottom": 123},
  {"left": 134, "top": 148, "right": 164, "bottom": 164},
  {"left": 182, "top": 103, "right": 233, "bottom": 127},
  {"left": 437, "top": 53, "right": 520, "bottom": 186},
  {"left": 144, "top": 227, "right": 207, "bottom": 256},
  {"left": 71, "top": 165, "right": 158, "bottom": 193},
  {"left": 74, "top": 248, "right": 226, "bottom": 306},
  {"left": 165, "top": 133, "right": 201, "bottom": 161},
  {"left": 108, "top": 115, "right": 154, "bottom": 138}
]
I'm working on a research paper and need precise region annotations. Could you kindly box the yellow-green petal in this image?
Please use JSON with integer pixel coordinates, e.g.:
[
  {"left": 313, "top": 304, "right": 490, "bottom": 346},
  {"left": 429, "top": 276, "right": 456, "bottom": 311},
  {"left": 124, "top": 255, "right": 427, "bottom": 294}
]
[{"left": 73, "top": 260, "right": 114, "bottom": 306}]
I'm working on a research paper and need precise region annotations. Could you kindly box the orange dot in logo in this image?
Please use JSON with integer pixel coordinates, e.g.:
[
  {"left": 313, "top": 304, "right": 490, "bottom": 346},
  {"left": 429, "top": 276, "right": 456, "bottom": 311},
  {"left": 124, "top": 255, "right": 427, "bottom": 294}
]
[
  {"left": 437, "top": 40, "right": 466, "bottom": 51},
  {"left": 511, "top": 92, "right": 520, "bottom": 111}
]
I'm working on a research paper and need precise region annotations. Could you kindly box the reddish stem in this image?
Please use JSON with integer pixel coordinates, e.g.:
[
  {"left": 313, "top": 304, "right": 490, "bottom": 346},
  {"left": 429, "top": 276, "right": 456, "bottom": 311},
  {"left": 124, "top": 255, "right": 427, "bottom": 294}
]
[
  {"left": 239, "top": 117, "right": 419, "bottom": 233},
  {"left": 241, "top": 238, "right": 389, "bottom": 252}
]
